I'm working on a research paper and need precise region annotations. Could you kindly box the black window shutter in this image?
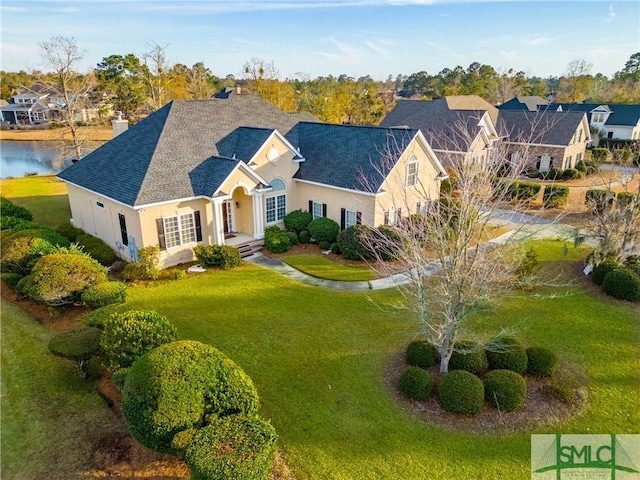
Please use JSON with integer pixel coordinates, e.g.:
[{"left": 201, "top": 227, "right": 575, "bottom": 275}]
[
  {"left": 384, "top": 211, "right": 389, "bottom": 225},
  {"left": 397, "top": 208, "right": 402, "bottom": 222},
  {"left": 156, "top": 218, "right": 166, "bottom": 250},
  {"left": 417, "top": 202, "right": 421, "bottom": 214},
  {"left": 118, "top": 213, "right": 128, "bottom": 246},
  {"left": 308, "top": 200, "right": 313, "bottom": 213},
  {"left": 194, "top": 211, "right": 202, "bottom": 242},
  {"left": 340, "top": 208, "right": 346, "bottom": 229},
  {"left": 356, "top": 212, "right": 362, "bottom": 225},
  {"left": 322, "top": 203, "right": 327, "bottom": 217}
]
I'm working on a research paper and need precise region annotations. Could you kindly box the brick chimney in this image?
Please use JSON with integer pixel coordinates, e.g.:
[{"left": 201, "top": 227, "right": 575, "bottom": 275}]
[{"left": 111, "top": 111, "right": 128, "bottom": 137}]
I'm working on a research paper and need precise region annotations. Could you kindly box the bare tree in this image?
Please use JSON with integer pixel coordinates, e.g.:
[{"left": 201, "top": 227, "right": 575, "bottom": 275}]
[
  {"left": 584, "top": 169, "right": 640, "bottom": 264},
  {"left": 361, "top": 114, "right": 568, "bottom": 374},
  {"left": 142, "top": 42, "right": 171, "bottom": 112},
  {"left": 37, "top": 36, "right": 96, "bottom": 162}
]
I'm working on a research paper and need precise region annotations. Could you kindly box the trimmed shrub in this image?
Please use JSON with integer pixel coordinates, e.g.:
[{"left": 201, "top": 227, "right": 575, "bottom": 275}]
[
  {"left": 122, "top": 340, "right": 260, "bottom": 453},
  {"left": 100, "top": 309, "right": 178, "bottom": 373},
  {"left": 484, "top": 369, "right": 526, "bottom": 412},
  {"left": 602, "top": 268, "right": 640, "bottom": 302},
  {"left": 585, "top": 189, "right": 615, "bottom": 214},
  {"left": 617, "top": 191, "right": 640, "bottom": 210},
  {"left": 318, "top": 240, "right": 331, "bottom": 250},
  {"left": 194, "top": 245, "right": 241, "bottom": 269},
  {"left": 285, "top": 231, "right": 299, "bottom": 246},
  {"left": 590, "top": 147, "right": 608, "bottom": 165},
  {"left": 543, "top": 185, "right": 569, "bottom": 208},
  {"left": 406, "top": 340, "right": 440, "bottom": 369},
  {"left": 308, "top": 217, "right": 340, "bottom": 244},
  {"left": 486, "top": 337, "right": 528, "bottom": 374},
  {"left": 330, "top": 242, "right": 340, "bottom": 254},
  {"left": 575, "top": 160, "right": 588, "bottom": 174},
  {"left": 1, "top": 272, "right": 24, "bottom": 289},
  {"left": 624, "top": 255, "right": 640, "bottom": 277},
  {"left": 25, "top": 249, "right": 108, "bottom": 305},
  {"left": 0, "top": 196, "right": 33, "bottom": 221},
  {"left": 561, "top": 168, "right": 582, "bottom": 180},
  {"left": 264, "top": 226, "right": 290, "bottom": 253},
  {"left": 75, "top": 234, "right": 117, "bottom": 266},
  {"left": 372, "top": 225, "right": 403, "bottom": 261},
  {"left": 1, "top": 236, "right": 56, "bottom": 274},
  {"left": 4, "top": 227, "right": 70, "bottom": 248},
  {"left": 170, "top": 269, "right": 186, "bottom": 280},
  {"left": 437, "top": 370, "right": 484, "bottom": 415},
  {"left": 546, "top": 370, "right": 581, "bottom": 405},
  {"left": 515, "top": 182, "right": 541, "bottom": 201},
  {"left": 48, "top": 326, "right": 102, "bottom": 361},
  {"left": 526, "top": 347, "right": 558, "bottom": 377},
  {"left": 81, "top": 281, "right": 127, "bottom": 309},
  {"left": 592, "top": 258, "right": 619, "bottom": 286},
  {"left": 283, "top": 209, "right": 312, "bottom": 234},
  {"left": 137, "top": 246, "right": 160, "bottom": 280},
  {"left": 612, "top": 148, "right": 632, "bottom": 165},
  {"left": 299, "top": 229, "right": 311, "bottom": 244},
  {"left": 337, "top": 225, "right": 373, "bottom": 261},
  {"left": 56, "top": 223, "right": 85, "bottom": 243},
  {"left": 1, "top": 216, "right": 40, "bottom": 231},
  {"left": 84, "top": 303, "right": 133, "bottom": 329},
  {"left": 121, "top": 262, "right": 144, "bottom": 282},
  {"left": 186, "top": 416, "right": 278, "bottom": 480},
  {"left": 449, "top": 341, "right": 489, "bottom": 375},
  {"left": 398, "top": 366, "right": 434, "bottom": 401},
  {"left": 439, "top": 198, "right": 478, "bottom": 231}
]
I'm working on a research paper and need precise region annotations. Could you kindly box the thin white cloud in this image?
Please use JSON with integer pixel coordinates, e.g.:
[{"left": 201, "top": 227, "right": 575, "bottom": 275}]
[
  {"left": 329, "top": 37, "right": 360, "bottom": 58},
  {"left": 364, "top": 40, "right": 391, "bottom": 57},
  {"left": 606, "top": 3, "right": 616, "bottom": 23},
  {"left": 522, "top": 35, "right": 551, "bottom": 46}
]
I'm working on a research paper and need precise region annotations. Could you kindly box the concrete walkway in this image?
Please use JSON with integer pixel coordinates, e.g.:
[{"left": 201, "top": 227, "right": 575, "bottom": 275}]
[{"left": 244, "top": 214, "right": 593, "bottom": 291}]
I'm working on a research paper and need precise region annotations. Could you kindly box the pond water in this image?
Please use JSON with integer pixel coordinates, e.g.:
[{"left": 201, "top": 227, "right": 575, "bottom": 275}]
[{"left": 0, "top": 140, "right": 102, "bottom": 178}]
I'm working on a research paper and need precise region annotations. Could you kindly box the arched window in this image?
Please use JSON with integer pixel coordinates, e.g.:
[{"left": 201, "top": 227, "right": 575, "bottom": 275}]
[
  {"left": 266, "top": 178, "right": 286, "bottom": 223},
  {"left": 269, "top": 178, "right": 286, "bottom": 191}
]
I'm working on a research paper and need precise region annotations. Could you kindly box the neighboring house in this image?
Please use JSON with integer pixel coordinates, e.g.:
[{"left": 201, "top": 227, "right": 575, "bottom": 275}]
[
  {"left": 498, "top": 96, "right": 559, "bottom": 112},
  {"left": 380, "top": 96, "right": 500, "bottom": 167},
  {"left": 497, "top": 110, "right": 591, "bottom": 172},
  {"left": 555, "top": 103, "right": 640, "bottom": 141},
  {"left": 381, "top": 95, "right": 590, "bottom": 173},
  {"left": 58, "top": 91, "right": 447, "bottom": 268}
]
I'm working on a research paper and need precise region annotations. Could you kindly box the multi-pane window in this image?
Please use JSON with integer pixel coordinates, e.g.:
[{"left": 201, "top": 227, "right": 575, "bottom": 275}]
[
  {"left": 592, "top": 112, "right": 605, "bottom": 123},
  {"left": 312, "top": 201, "right": 324, "bottom": 219},
  {"left": 266, "top": 194, "right": 286, "bottom": 223},
  {"left": 406, "top": 158, "right": 419, "bottom": 186},
  {"left": 345, "top": 209, "right": 357, "bottom": 229},
  {"left": 164, "top": 213, "right": 196, "bottom": 248},
  {"left": 384, "top": 208, "right": 401, "bottom": 226}
]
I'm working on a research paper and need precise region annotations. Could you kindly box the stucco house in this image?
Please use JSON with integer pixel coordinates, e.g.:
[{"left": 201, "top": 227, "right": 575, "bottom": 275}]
[
  {"left": 379, "top": 96, "right": 500, "bottom": 167},
  {"left": 58, "top": 90, "right": 447, "bottom": 268},
  {"left": 381, "top": 95, "right": 590, "bottom": 173}
]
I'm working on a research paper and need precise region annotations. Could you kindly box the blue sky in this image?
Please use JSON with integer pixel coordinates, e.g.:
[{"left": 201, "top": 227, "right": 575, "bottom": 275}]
[{"left": 1, "top": 1, "right": 638, "bottom": 80}]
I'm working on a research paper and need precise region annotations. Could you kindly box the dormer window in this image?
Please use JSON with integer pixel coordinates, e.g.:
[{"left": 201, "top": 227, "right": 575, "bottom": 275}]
[{"left": 592, "top": 112, "right": 606, "bottom": 123}]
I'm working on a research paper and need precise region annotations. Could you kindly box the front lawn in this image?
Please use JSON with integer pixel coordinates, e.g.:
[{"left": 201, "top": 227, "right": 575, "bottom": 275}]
[
  {"left": 124, "top": 242, "right": 639, "bottom": 479},
  {"left": 1, "top": 175, "right": 70, "bottom": 227},
  {"left": 282, "top": 253, "right": 376, "bottom": 281}
]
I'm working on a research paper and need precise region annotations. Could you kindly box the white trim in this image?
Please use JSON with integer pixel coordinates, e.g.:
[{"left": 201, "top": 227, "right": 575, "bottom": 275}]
[
  {"left": 247, "top": 129, "right": 305, "bottom": 166},
  {"left": 59, "top": 179, "right": 142, "bottom": 210},
  {"left": 212, "top": 161, "right": 269, "bottom": 197}
]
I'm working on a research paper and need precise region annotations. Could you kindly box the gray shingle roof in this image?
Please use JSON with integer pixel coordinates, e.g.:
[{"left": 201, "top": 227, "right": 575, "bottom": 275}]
[
  {"left": 58, "top": 94, "right": 304, "bottom": 206},
  {"left": 292, "top": 122, "right": 418, "bottom": 192},
  {"left": 496, "top": 110, "right": 585, "bottom": 146},
  {"left": 556, "top": 103, "right": 640, "bottom": 127},
  {"left": 379, "top": 98, "right": 489, "bottom": 152},
  {"left": 498, "top": 96, "right": 549, "bottom": 111}
]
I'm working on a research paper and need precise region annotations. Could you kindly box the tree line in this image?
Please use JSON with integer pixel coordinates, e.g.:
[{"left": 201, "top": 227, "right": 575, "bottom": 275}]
[{"left": 1, "top": 38, "right": 638, "bottom": 128}]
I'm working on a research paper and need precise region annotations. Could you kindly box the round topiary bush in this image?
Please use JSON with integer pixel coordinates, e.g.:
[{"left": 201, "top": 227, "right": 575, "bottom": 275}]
[
  {"left": 372, "top": 225, "right": 403, "bottom": 261},
  {"left": 486, "top": 337, "right": 528, "bottom": 374},
  {"left": 318, "top": 240, "right": 331, "bottom": 250},
  {"left": 406, "top": 339, "right": 440, "bottom": 369},
  {"left": 484, "top": 369, "right": 526, "bottom": 412},
  {"left": 592, "top": 258, "right": 620, "bottom": 286},
  {"left": 602, "top": 268, "right": 640, "bottom": 302},
  {"left": 48, "top": 326, "right": 102, "bottom": 361},
  {"left": 1, "top": 236, "right": 56, "bottom": 275},
  {"left": 448, "top": 340, "right": 489, "bottom": 375},
  {"left": 337, "top": 225, "right": 373, "bottom": 261},
  {"left": 526, "top": 347, "right": 558, "bottom": 377},
  {"left": 330, "top": 242, "right": 340, "bottom": 254},
  {"left": 398, "top": 366, "right": 433, "bottom": 401},
  {"left": 264, "top": 226, "right": 290, "bottom": 254},
  {"left": 81, "top": 281, "right": 127, "bottom": 309},
  {"left": 299, "top": 230, "right": 311, "bottom": 244},
  {"left": 100, "top": 309, "right": 178, "bottom": 373},
  {"left": 283, "top": 209, "right": 312, "bottom": 234},
  {"left": 122, "top": 340, "right": 260, "bottom": 453},
  {"left": 437, "top": 370, "right": 484, "bottom": 415},
  {"left": 286, "top": 231, "right": 299, "bottom": 246},
  {"left": 308, "top": 217, "right": 340, "bottom": 244},
  {"left": 185, "top": 415, "right": 278, "bottom": 480},
  {"left": 76, "top": 234, "right": 117, "bottom": 266}
]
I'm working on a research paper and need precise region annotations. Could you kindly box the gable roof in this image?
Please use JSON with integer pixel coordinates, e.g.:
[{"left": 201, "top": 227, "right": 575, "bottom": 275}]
[
  {"left": 58, "top": 94, "right": 306, "bottom": 207},
  {"left": 497, "top": 110, "right": 587, "bottom": 146},
  {"left": 498, "top": 96, "right": 550, "bottom": 111},
  {"left": 555, "top": 103, "right": 640, "bottom": 127},
  {"left": 292, "top": 122, "right": 419, "bottom": 192},
  {"left": 379, "top": 98, "right": 494, "bottom": 152}
]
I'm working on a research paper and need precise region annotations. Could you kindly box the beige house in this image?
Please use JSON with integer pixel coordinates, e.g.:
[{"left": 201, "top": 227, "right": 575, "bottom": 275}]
[{"left": 58, "top": 91, "right": 447, "bottom": 268}]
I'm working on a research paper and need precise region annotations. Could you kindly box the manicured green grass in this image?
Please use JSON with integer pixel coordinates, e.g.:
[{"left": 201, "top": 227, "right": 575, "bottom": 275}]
[
  {"left": 1, "top": 175, "right": 71, "bottom": 227},
  {"left": 124, "top": 242, "right": 639, "bottom": 479},
  {"left": 282, "top": 253, "right": 375, "bottom": 281},
  {"left": 0, "top": 302, "right": 125, "bottom": 480}
]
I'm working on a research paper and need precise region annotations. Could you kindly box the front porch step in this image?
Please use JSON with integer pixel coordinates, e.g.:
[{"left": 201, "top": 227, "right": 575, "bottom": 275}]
[{"left": 235, "top": 239, "right": 264, "bottom": 258}]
